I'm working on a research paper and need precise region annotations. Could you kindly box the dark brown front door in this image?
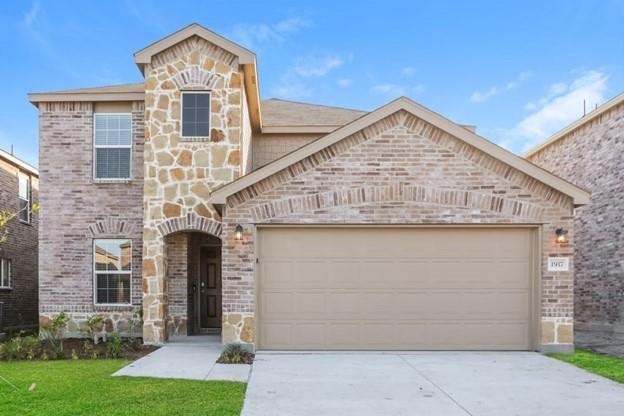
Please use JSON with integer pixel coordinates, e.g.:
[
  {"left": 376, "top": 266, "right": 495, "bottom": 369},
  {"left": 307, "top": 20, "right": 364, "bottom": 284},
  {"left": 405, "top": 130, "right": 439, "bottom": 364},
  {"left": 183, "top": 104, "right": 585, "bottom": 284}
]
[{"left": 199, "top": 246, "right": 222, "bottom": 330}]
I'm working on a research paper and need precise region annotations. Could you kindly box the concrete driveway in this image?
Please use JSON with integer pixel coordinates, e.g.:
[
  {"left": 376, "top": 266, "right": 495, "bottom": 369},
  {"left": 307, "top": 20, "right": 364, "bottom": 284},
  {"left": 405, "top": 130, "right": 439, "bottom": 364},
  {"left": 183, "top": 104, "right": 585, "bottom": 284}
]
[{"left": 242, "top": 352, "right": 624, "bottom": 416}]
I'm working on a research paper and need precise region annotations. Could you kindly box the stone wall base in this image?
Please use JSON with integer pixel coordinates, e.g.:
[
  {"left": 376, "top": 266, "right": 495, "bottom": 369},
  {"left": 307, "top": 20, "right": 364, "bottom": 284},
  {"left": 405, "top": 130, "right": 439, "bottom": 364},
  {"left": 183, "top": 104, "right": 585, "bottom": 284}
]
[
  {"left": 40, "top": 312, "right": 142, "bottom": 339},
  {"left": 222, "top": 312, "right": 254, "bottom": 348},
  {"left": 166, "top": 315, "right": 188, "bottom": 337},
  {"left": 541, "top": 317, "right": 573, "bottom": 345}
]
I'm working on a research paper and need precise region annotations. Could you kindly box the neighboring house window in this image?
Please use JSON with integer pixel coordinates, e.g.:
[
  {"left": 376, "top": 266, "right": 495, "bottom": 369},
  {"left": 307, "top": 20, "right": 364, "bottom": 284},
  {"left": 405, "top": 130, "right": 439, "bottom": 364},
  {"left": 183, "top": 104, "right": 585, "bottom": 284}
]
[
  {"left": 18, "top": 174, "right": 31, "bottom": 223},
  {"left": 181, "top": 92, "right": 210, "bottom": 138},
  {"left": 0, "top": 258, "right": 11, "bottom": 288},
  {"left": 94, "top": 114, "right": 132, "bottom": 180},
  {"left": 94, "top": 239, "right": 131, "bottom": 304}
]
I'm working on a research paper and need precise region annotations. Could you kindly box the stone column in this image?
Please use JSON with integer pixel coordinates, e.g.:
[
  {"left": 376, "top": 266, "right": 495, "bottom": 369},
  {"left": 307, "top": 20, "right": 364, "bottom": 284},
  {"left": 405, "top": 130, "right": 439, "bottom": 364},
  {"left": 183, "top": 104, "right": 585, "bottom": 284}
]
[{"left": 142, "top": 235, "right": 169, "bottom": 344}]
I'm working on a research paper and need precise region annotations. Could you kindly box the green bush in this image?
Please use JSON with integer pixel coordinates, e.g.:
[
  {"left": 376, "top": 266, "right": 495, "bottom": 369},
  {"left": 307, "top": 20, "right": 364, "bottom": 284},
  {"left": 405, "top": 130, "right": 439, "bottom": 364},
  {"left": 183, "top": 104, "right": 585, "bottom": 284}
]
[
  {"left": 0, "top": 333, "right": 42, "bottom": 361},
  {"left": 40, "top": 311, "right": 70, "bottom": 359},
  {"left": 84, "top": 314, "right": 104, "bottom": 342},
  {"left": 106, "top": 332, "right": 122, "bottom": 359}
]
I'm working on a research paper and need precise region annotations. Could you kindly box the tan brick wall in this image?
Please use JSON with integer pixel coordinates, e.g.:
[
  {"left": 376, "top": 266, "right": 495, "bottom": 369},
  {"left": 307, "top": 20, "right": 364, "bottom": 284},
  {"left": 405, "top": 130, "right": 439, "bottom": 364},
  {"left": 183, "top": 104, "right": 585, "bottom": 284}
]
[
  {"left": 528, "top": 101, "right": 624, "bottom": 344},
  {"left": 142, "top": 36, "right": 243, "bottom": 343},
  {"left": 165, "top": 233, "right": 188, "bottom": 336},
  {"left": 222, "top": 110, "right": 576, "bottom": 350},
  {"left": 38, "top": 101, "right": 145, "bottom": 335},
  {"left": 252, "top": 133, "right": 321, "bottom": 169}
]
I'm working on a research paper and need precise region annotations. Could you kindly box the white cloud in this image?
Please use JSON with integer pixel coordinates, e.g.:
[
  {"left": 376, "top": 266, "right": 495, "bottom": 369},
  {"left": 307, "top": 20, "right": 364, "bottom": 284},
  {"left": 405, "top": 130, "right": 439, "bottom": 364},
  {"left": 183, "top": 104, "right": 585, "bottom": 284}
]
[
  {"left": 336, "top": 79, "right": 353, "bottom": 87},
  {"left": 23, "top": 1, "right": 39, "bottom": 28},
  {"left": 469, "top": 71, "right": 533, "bottom": 103},
  {"left": 293, "top": 54, "right": 344, "bottom": 77},
  {"left": 370, "top": 83, "right": 424, "bottom": 96},
  {"left": 504, "top": 70, "right": 608, "bottom": 152},
  {"left": 271, "top": 52, "right": 349, "bottom": 99},
  {"left": 401, "top": 67, "right": 417, "bottom": 77},
  {"left": 230, "top": 17, "right": 311, "bottom": 49}
]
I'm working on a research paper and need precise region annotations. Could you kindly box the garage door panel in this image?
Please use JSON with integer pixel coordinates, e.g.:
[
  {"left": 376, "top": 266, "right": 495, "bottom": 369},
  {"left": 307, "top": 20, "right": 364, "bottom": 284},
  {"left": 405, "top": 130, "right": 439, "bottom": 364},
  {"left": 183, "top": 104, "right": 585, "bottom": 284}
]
[
  {"left": 258, "top": 227, "right": 534, "bottom": 350},
  {"left": 261, "top": 292, "right": 293, "bottom": 316}
]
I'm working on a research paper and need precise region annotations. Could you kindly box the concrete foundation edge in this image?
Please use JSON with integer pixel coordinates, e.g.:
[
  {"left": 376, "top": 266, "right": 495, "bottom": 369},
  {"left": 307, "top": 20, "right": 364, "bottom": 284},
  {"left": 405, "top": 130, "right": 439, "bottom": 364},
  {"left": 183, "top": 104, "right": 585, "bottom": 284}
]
[{"left": 540, "top": 343, "right": 574, "bottom": 355}]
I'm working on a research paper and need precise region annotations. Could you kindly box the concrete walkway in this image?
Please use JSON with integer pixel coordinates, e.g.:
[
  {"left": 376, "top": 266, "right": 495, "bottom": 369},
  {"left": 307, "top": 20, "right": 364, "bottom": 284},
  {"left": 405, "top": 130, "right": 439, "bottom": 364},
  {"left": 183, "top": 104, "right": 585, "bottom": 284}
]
[
  {"left": 242, "top": 352, "right": 624, "bottom": 416},
  {"left": 113, "top": 335, "right": 250, "bottom": 382}
]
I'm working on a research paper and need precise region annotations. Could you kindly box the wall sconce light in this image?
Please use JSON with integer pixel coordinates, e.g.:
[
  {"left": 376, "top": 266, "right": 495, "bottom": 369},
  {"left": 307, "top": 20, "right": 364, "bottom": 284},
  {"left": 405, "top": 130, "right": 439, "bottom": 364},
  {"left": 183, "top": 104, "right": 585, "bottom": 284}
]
[
  {"left": 235, "top": 224, "right": 243, "bottom": 241},
  {"left": 555, "top": 228, "right": 568, "bottom": 244}
]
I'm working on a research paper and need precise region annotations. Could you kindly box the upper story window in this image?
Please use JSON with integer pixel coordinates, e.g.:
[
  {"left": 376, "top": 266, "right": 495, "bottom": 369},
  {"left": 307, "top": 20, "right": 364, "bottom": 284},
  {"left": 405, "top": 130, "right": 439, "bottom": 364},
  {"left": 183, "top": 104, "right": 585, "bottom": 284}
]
[
  {"left": 181, "top": 92, "right": 210, "bottom": 138},
  {"left": 94, "top": 239, "right": 132, "bottom": 305},
  {"left": 18, "top": 174, "right": 31, "bottom": 223},
  {"left": 94, "top": 114, "right": 132, "bottom": 180},
  {"left": 0, "top": 258, "right": 11, "bottom": 288}
]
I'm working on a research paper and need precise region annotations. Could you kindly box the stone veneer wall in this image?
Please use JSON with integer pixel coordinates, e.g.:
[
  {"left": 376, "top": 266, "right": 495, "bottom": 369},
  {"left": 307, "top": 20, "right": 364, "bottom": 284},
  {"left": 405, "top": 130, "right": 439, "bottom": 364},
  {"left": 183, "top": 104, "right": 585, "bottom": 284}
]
[
  {"left": 142, "top": 36, "right": 243, "bottom": 344},
  {"left": 0, "top": 158, "right": 38, "bottom": 332},
  {"left": 528, "top": 101, "right": 624, "bottom": 347},
  {"left": 222, "top": 110, "right": 576, "bottom": 351},
  {"left": 38, "top": 101, "right": 145, "bottom": 336}
]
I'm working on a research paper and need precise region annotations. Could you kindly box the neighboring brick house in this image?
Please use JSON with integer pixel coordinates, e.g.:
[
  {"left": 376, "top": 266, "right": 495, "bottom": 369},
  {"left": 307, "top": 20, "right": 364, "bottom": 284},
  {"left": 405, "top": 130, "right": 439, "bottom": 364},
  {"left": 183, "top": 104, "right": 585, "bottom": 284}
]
[
  {"left": 29, "top": 23, "right": 589, "bottom": 353},
  {"left": 0, "top": 148, "right": 38, "bottom": 336},
  {"left": 526, "top": 92, "right": 624, "bottom": 354}
]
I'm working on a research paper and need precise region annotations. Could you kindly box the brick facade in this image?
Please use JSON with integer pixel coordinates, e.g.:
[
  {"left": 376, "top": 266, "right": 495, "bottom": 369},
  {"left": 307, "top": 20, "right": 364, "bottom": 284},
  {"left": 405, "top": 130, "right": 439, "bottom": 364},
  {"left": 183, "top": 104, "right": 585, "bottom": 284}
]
[
  {"left": 0, "top": 157, "right": 38, "bottom": 333},
  {"left": 34, "top": 25, "right": 584, "bottom": 352},
  {"left": 252, "top": 133, "right": 321, "bottom": 169},
  {"left": 38, "top": 101, "right": 145, "bottom": 335},
  {"left": 528, "top": 101, "right": 624, "bottom": 347},
  {"left": 222, "top": 110, "right": 576, "bottom": 350}
]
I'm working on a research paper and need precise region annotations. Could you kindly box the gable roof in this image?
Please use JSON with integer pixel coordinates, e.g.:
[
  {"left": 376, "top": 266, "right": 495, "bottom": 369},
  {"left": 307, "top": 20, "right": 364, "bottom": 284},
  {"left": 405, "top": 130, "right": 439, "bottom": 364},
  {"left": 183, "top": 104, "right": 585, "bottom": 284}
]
[
  {"left": 0, "top": 148, "right": 38, "bottom": 177},
  {"left": 260, "top": 99, "right": 367, "bottom": 133},
  {"left": 210, "top": 97, "right": 590, "bottom": 206},
  {"left": 134, "top": 23, "right": 262, "bottom": 132},
  {"left": 29, "top": 83, "right": 144, "bottom": 104},
  {"left": 524, "top": 91, "right": 624, "bottom": 158},
  {"left": 133, "top": 23, "right": 256, "bottom": 72}
]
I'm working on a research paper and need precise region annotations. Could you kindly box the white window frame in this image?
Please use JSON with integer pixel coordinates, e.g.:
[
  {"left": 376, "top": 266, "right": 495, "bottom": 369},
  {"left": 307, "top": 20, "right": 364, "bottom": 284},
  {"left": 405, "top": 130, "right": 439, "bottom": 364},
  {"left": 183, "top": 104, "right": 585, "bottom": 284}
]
[
  {"left": 0, "top": 258, "right": 11, "bottom": 289},
  {"left": 18, "top": 173, "right": 31, "bottom": 224},
  {"left": 93, "top": 113, "right": 133, "bottom": 181},
  {"left": 180, "top": 91, "right": 211, "bottom": 140},
  {"left": 93, "top": 239, "right": 132, "bottom": 306}
]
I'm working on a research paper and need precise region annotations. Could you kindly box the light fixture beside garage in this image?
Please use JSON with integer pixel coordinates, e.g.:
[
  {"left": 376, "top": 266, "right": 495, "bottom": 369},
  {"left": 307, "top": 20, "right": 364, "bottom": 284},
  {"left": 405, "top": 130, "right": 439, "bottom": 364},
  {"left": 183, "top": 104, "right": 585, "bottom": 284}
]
[
  {"left": 235, "top": 224, "right": 243, "bottom": 240},
  {"left": 555, "top": 228, "right": 568, "bottom": 244}
]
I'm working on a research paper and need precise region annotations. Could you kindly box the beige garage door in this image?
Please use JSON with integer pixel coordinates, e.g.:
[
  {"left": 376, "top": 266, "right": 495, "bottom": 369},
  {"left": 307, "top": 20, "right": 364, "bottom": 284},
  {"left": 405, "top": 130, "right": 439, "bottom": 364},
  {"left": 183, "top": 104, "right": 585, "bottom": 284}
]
[{"left": 257, "top": 227, "right": 535, "bottom": 351}]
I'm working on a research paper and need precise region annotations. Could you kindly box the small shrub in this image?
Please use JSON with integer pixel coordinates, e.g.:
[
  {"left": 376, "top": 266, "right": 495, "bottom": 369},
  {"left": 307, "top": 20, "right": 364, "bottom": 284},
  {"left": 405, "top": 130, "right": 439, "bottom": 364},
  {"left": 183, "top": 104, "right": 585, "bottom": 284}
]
[
  {"left": 218, "top": 343, "right": 254, "bottom": 364},
  {"left": 84, "top": 314, "right": 104, "bottom": 343},
  {"left": 106, "top": 332, "right": 122, "bottom": 359},
  {"left": 71, "top": 349, "right": 79, "bottom": 360},
  {"left": 0, "top": 333, "right": 42, "bottom": 361},
  {"left": 41, "top": 311, "right": 70, "bottom": 359}
]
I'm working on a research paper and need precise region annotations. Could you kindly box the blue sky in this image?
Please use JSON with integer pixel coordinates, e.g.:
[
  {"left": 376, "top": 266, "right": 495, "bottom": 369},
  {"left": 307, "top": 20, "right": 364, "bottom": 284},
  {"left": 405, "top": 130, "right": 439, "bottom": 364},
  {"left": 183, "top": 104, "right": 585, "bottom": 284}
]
[{"left": 1, "top": 0, "right": 623, "bottom": 167}]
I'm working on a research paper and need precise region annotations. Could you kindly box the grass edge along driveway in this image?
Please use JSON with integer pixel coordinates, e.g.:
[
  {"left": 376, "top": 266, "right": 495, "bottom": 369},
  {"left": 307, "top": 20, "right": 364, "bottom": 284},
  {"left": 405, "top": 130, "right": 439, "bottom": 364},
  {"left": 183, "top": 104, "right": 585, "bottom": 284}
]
[
  {"left": 549, "top": 348, "right": 624, "bottom": 384},
  {"left": 0, "top": 359, "right": 246, "bottom": 416}
]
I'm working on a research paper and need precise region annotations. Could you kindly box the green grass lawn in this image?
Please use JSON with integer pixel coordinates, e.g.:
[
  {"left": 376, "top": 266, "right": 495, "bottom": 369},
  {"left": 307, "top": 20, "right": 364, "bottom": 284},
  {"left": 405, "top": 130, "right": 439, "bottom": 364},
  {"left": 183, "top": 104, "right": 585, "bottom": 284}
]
[
  {"left": 550, "top": 348, "right": 624, "bottom": 384},
  {"left": 0, "top": 360, "right": 246, "bottom": 416}
]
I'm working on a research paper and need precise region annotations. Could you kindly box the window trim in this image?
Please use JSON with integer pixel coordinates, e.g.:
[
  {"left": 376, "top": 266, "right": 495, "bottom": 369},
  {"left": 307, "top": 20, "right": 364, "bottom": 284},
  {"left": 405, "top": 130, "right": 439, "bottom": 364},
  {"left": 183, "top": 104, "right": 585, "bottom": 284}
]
[
  {"left": 93, "top": 239, "right": 132, "bottom": 306},
  {"left": 0, "top": 258, "right": 11, "bottom": 289},
  {"left": 18, "top": 173, "right": 31, "bottom": 224},
  {"left": 93, "top": 113, "right": 133, "bottom": 181},
  {"left": 180, "top": 91, "right": 211, "bottom": 140}
]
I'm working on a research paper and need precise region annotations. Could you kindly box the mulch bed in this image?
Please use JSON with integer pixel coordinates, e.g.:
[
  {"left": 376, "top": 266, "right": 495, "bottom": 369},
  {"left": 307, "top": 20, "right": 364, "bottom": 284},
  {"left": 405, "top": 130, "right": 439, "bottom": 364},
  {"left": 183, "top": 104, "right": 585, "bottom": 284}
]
[
  {"left": 216, "top": 351, "right": 255, "bottom": 365},
  {"left": 60, "top": 338, "right": 158, "bottom": 360}
]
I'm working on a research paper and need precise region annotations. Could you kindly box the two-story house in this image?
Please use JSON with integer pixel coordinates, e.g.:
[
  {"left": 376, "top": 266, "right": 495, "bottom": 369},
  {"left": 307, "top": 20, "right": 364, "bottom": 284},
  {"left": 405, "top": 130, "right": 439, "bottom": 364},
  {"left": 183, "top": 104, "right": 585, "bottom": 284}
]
[
  {"left": 526, "top": 92, "right": 624, "bottom": 355},
  {"left": 0, "top": 148, "right": 38, "bottom": 337},
  {"left": 29, "top": 24, "right": 589, "bottom": 353}
]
